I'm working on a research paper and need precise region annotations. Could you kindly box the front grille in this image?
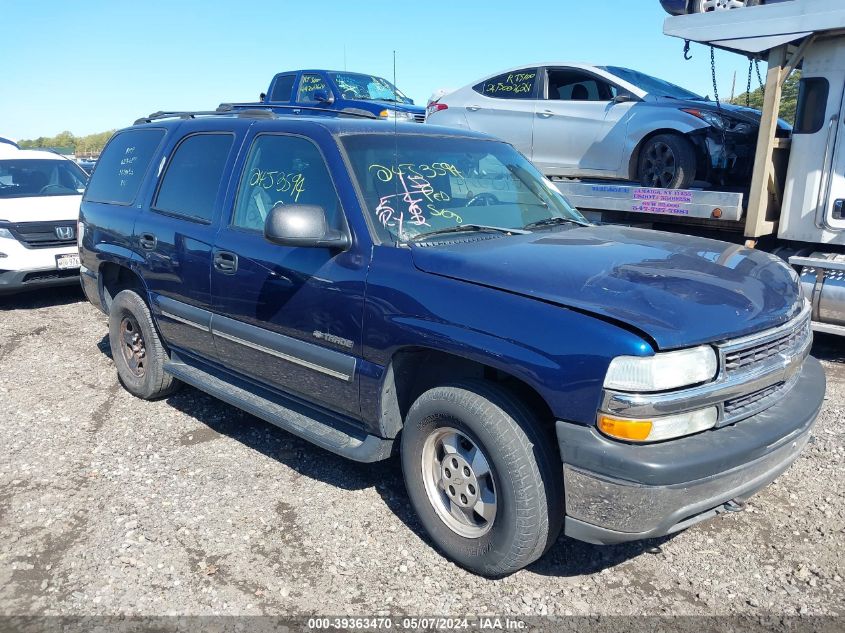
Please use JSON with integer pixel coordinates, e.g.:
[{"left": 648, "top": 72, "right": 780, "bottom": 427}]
[
  {"left": 7, "top": 221, "right": 76, "bottom": 249},
  {"left": 723, "top": 314, "right": 811, "bottom": 374},
  {"left": 413, "top": 113, "right": 426, "bottom": 123},
  {"left": 21, "top": 269, "right": 79, "bottom": 283},
  {"left": 723, "top": 381, "right": 787, "bottom": 418}
]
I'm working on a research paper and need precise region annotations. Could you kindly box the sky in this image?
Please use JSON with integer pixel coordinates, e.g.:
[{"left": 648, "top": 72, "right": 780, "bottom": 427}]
[{"left": 1, "top": 0, "right": 762, "bottom": 141}]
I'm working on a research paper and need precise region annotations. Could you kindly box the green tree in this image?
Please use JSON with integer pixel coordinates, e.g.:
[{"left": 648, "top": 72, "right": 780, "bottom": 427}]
[{"left": 731, "top": 70, "right": 801, "bottom": 125}]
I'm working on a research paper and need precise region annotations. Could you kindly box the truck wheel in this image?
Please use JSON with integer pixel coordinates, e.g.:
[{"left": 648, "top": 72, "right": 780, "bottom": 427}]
[
  {"left": 401, "top": 381, "right": 563, "bottom": 577},
  {"left": 108, "top": 289, "right": 179, "bottom": 400},
  {"left": 637, "top": 133, "right": 696, "bottom": 189}
]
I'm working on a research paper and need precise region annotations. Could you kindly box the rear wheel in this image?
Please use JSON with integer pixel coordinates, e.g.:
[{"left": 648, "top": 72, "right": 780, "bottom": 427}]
[
  {"left": 108, "top": 289, "right": 179, "bottom": 400},
  {"left": 637, "top": 133, "right": 696, "bottom": 189},
  {"left": 400, "top": 381, "right": 563, "bottom": 577},
  {"left": 691, "top": 0, "right": 760, "bottom": 12}
]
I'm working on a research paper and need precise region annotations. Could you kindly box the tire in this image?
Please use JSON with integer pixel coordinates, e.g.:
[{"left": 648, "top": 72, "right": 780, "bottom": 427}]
[
  {"left": 637, "top": 133, "right": 696, "bottom": 189},
  {"left": 108, "top": 289, "right": 179, "bottom": 400},
  {"left": 690, "top": 0, "right": 760, "bottom": 13},
  {"left": 400, "top": 380, "right": 563, "bottom": 577}
]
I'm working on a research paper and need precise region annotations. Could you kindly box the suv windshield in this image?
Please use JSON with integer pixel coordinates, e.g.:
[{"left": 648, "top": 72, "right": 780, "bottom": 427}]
[
  {"left": 0, "top": 159, "right": 88, "bottom": 199},
  {"left": 342, "top": 134, "right": 586, "bottom": 242},
  {"left": 602, "top": 66, "right": 704, "bottom": 101},
  {"left": 329, "top": 72, "right": 413, "bottom": 104}
]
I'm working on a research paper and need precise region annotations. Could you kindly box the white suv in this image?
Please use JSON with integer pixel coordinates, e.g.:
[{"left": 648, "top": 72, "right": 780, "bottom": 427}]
[{"left": 0, "top": 144, "right": 87, "bottom": 295}]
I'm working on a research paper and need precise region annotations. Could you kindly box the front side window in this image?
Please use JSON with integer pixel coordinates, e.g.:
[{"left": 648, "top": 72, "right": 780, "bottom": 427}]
[
  {"left": 342, "top": 134, "right": 586, "bottom": 243},
  {"left": 0, "top": 158, "right": 87, "bottom": 199},
  {"left": 84, "top": 128, "right": 164, "bottom": 205},
  {"left": 296, "top": 73, "right": 330, "bottom": 103},
  {"left": 232, "top": 135, "right": 343, "bottom": 232},
  {"left": 473, "top": 68, "right": 538, "bottom": 99},
  {"left": 153, "top": 133, "right": 233, "bottom": 223},
  {"left": 270, "top": 74, "right": 296, "bottom": 102},
  {"left": 546, "top": 69, "right": 617, "bottom": 101},
  {"left": 794, "top": 77, "right": 829, "bottom": 134},
  {"left": 328, "top": 72, "right": 412, "bottom": 104}
]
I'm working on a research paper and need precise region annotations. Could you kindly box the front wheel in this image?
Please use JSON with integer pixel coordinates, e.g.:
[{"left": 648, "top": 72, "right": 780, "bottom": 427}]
[
  {"left": 690, "top": 0, "right": 760, "bottom": 12},
  {"left": 401, "top": 381, "right": 563, "bottom": 577},
  {"left": 637, "top": 133, "right": 696, "bottom": 189}
]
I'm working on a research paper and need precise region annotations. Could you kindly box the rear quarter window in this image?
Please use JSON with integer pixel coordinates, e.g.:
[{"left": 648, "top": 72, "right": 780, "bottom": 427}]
[
  {"left": 84, "top": 128, "right": 165, "bottom": 205},
  {"left": 473, "top": 69, "right": 538, "bottom": 99}
]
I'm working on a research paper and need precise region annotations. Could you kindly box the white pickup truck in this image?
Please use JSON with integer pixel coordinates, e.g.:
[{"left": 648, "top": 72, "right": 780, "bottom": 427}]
[{"left": 0, "top": 143, "right": 87, "bottom": 295}]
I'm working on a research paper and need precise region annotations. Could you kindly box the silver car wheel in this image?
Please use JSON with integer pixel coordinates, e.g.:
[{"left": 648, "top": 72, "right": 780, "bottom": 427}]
[
  {"left": 421, "top": 427, "right": 497, "bottom": 538},
  {"left": 642, "top": 141, "right": 678, "bottom": 188},
  {"left": 698, "top": 0, "right": 747, "bottom": 10}
]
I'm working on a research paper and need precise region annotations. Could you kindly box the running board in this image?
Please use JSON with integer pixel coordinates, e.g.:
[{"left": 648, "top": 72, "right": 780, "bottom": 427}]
[{"left": 164, "top": 355, "right": 393, "bottom": 463}]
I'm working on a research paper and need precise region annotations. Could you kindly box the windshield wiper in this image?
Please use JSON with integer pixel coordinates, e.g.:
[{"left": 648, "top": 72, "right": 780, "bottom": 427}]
[
  {"left": 410, "top": 224, "right": 529, "bottom": 242},
  {"left": 523, "top": 217, "right": 590, "bottom": 230}
]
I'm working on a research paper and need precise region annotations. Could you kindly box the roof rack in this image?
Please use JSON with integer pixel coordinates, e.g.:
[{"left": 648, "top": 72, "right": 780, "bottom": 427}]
[
  {"left": 217, "top": 102, "right": 380, "bottom": 120},
  {"left": 133, "top": 108, "right": 277, "bottom": 125}
]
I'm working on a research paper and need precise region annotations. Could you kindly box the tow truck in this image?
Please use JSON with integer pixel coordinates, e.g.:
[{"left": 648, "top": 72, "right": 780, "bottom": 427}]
[{"left": 554, "top": 0, "right": 845, "bottom": 336}]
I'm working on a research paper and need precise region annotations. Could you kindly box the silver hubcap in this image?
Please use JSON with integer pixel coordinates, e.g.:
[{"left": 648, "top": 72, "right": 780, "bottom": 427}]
[
  {"left": 643, "top": 142, "right": 677, "bottom": 188},
  {"left": 421, "top": 427, "right": 497, "bottom": 538},
  {"left": 700, "top": 0, "right": 746, "bottom": 10}
]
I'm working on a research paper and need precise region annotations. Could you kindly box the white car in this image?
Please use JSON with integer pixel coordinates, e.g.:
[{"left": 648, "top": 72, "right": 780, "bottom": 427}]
[{"left": 0, "top": 144, "right": 87, "bottom": 295}]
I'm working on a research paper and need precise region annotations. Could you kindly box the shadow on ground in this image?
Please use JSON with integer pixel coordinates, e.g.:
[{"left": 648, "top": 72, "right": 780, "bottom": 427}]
[
  {"left": 0, "top": 285, "right": 84, "bottom": 311},
  {"left": 812, "top": 333, "right": 844, "bottom": 364}
]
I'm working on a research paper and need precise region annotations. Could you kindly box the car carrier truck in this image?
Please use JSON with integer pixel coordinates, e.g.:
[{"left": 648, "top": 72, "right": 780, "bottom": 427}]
[{"left": 554, "top": 0, "right": 845, "bottom": 337}]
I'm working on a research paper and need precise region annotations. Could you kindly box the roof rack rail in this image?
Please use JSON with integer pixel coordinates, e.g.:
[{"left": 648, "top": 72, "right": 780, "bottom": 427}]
[
  {"left": 217, "top": 102, "right": 380, "bottom": 120},
  {"left": 133, "top": 108, "right": 278, "bottom": 125}
]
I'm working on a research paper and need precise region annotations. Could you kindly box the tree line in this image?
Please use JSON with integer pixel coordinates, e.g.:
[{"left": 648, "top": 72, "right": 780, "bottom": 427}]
[
  {"left": 730, "top": 71, "right": 800, "bottom": 124},
  {"left": 17, "top": 130, "right": 115, "bottom": 157}
]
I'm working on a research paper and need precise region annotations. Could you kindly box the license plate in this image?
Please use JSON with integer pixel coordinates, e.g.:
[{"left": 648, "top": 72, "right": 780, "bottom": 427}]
[{"left": 56, "top": 254, "right": 80, "bottom": 270}]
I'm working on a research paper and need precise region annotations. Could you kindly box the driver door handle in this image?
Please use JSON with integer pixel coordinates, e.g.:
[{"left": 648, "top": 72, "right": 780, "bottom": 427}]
[
  {"left": 213, "top": 250, "right": 238, "bottom": 275},
  {"left": 538, "top": 110, "right": 554, "bottom": 118},
  {"left": 466, "top": 105, "right": 481, "bottom": 112}
]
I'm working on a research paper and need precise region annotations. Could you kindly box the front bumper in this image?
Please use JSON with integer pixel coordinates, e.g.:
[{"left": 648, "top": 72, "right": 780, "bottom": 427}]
[
  {"left": 0, "top": 266, "right": 80, "bottom": 295},
  {"left": 558, "top": 356, "right": 825, "bottom": 544}
]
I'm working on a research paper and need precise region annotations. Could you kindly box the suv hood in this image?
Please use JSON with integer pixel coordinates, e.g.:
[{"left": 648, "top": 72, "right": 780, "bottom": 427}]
[
  {"left": 410, "top": 225, "right": 803, "bottom": 350},
  {"left": 0, "top": 194, "right": 82, "bottom": 223}
]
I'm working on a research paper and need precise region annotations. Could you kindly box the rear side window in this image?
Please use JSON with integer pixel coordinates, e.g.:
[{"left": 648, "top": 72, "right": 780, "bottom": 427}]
[
  {"left": 296, "top": 73, "right": 329, "bottom": 103},
  {"left": 473, "top": 69, "right": 538, "bottom": 99},
  {"left": 232, "top": 134, "right": 343, "bottom": 232},
  {"left": 84, "top": 128, "right": 164, "bottom": 205},
  {"left": 794, "top": 77, "right": 829, "bottom": 134},
  {"left": 153, "top": 133, "right": 234, "bottom": 223},
  {"left": 270, "top": 74, "right": 296, "bottom": 102}
]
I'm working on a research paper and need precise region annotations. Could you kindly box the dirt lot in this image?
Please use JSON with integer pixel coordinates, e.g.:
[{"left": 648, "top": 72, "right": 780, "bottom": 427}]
[{"left": 0, "top": 286, "right": 843, "bottom": 619}]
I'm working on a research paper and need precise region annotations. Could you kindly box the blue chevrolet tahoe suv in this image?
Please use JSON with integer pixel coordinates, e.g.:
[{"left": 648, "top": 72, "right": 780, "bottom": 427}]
[
  {"left": 78, "top": 109, "right": 825, "bottom": 576},
  {"left": 256, "top": 69, "right": 425, "bottom": 122}
]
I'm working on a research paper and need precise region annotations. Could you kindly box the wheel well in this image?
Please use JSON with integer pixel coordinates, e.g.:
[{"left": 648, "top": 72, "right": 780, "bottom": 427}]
[
  {"left": 379, "top": 348, "right": 555, "bottom": 439},
  {"left": 627, "top": 128, "right": 702, "bottom": 181},
  {"left": 99, "top": 263, "right": 146, "bottom": 314}
]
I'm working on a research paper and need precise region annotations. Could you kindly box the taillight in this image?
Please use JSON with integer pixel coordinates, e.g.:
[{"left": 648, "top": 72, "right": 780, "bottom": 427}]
[{"left": 426, "top": 102, "right": 448, "bottom": 117}]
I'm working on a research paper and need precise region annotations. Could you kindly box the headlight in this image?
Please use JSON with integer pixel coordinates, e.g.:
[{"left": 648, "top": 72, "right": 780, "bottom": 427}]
[
  {"left": 598, "top": 407, "right": 718, "bottom": 443},
  {"left": 379, "top": 109, "right": 415, "bottom": 121},
  {"left": 681, "top": 108, "right": 727, "bottom": 130},
  {"left": 604, "top": 345, "right": 718, "bottom": 392},
  {"left": 0, "top": 228, "right": 14, "bottom": 240}
]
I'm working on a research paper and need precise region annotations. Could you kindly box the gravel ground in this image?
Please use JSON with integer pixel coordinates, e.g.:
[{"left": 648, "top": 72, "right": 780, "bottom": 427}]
[{"left": 0, "top": 286, "right": 843, "bottom": 620}]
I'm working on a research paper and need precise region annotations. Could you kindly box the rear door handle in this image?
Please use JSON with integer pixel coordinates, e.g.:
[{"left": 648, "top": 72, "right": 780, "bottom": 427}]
[
  {"left": 465, "top": 105, "right": 481, "bottom": 112},
  {"left": 538, "top": 110, "right": 554, "bottom": 118},
  {"left": 139, "top": 233, "right": 157, "bottom": 251},
  {"left": 213, "top": 250, "right": 238, "bottom": 274}
]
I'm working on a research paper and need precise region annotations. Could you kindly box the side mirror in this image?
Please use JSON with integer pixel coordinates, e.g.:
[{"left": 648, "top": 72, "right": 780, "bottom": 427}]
[
  {"left": 264, "top": 203, "right": 350, "bottom": 250},
  {"left": 313, "top": 89, "right": 335, "bottom": 105},
  {"left": 612, "top": 93, "right": 636, "bottom": 104}
]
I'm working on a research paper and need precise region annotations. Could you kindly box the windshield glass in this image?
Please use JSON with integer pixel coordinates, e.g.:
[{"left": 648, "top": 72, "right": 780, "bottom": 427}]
[
  {"left": 0, "top": 159, "right": 88, "bottom": 199},
  {"left": 602, "top": 66, "right": 704, "bottom": 101},
  {"left": 329, "top": 72, "right": 413, "bottom": 104},
  {"left": 342, "top": 134, "right": 586, "bottom": 243}
]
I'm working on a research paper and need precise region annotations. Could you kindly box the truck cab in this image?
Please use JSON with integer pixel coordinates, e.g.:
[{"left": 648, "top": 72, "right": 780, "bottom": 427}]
[{"left": 261, "top": 69, "right": 425, "bottom": 123}]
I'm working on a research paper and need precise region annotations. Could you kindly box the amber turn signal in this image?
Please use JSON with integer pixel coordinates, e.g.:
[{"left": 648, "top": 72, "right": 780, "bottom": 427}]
[{"left": 597, "top": 415, "right": 653, "bottom": 442}]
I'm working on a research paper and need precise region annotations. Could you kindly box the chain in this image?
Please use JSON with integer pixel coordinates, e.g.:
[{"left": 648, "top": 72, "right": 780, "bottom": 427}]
[
  {"left": 710, "top": 46, "right": 721, "bottom": 110},
  {"left": 746, "top": 57, "right": 754, "bottom": 107},
  {"left": 755, "top": 58, "right": 765, "bottom": 94}
]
